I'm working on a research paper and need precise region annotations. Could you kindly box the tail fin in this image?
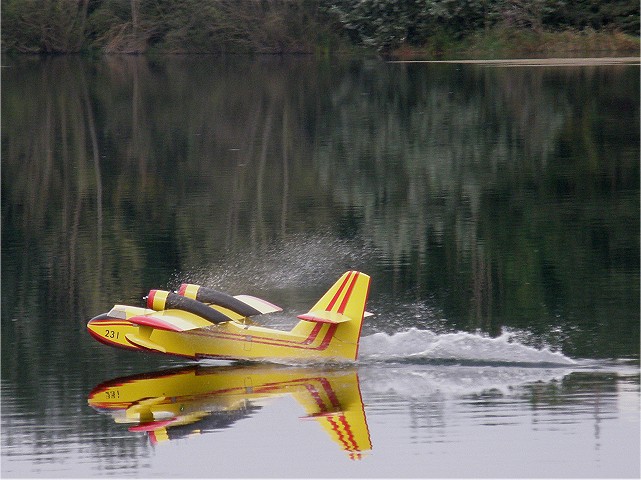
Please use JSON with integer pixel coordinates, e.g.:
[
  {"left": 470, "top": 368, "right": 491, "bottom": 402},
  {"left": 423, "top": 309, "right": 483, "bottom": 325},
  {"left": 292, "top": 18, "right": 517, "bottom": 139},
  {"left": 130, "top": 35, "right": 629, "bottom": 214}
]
[{"left": 293, "top": 271, "right": 371, "bottom": 360}]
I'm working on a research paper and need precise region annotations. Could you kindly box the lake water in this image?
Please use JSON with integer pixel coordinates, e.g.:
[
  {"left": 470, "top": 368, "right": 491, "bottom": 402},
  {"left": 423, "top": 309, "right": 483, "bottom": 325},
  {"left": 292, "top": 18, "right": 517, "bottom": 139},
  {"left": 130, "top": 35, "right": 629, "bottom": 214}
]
[{"left": 2, "top": 55, "right": 639, "bottom": 478}]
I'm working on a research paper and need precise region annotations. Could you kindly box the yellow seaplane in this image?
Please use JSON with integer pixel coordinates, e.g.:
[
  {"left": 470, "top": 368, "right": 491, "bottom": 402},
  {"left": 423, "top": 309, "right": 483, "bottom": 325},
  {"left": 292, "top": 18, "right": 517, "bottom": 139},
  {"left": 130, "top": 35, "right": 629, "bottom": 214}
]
[
  {"left": 87, "top": 271, "right": 371, "bottom": 362},
  {"left": 88, "top": 364, "right": 372, "bottom": 459}
]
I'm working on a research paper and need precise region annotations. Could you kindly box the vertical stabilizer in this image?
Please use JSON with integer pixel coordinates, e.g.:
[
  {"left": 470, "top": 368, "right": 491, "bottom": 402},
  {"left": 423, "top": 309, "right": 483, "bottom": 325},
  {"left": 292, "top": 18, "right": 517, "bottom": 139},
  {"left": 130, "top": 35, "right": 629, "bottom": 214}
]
[{"left": 293, "top": 271, "right": 371, "bottom": 360}]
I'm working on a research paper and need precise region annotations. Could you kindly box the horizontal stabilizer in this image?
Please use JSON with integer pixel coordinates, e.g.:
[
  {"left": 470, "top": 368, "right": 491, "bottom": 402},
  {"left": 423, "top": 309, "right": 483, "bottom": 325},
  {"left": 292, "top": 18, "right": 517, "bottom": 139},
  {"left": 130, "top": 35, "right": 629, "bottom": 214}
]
[{"left": 297, "top": 310, "right": 351, "bottom": 324}]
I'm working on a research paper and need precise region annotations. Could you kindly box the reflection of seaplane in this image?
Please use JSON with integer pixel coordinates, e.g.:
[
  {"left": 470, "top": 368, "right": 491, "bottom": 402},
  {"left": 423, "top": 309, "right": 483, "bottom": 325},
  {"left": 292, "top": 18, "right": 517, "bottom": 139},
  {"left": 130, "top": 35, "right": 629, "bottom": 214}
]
[
  {"left": 88, "top": 365, "right": 372, "bottom": 459},
  {"left": 87, "top": 271, "right": 371, "bottom": 361}
]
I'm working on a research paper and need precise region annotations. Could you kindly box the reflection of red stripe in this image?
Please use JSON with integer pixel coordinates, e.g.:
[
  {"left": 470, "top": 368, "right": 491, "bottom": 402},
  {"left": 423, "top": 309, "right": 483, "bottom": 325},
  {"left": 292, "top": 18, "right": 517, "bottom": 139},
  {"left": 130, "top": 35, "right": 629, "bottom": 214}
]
[
  {"left": 319, "top": 377, "right": 341, "bottom": 409},
  {"left": 326, "top": 414, "right": 357, "bottom": 452},
  {"left": 327, "top": 271, "right": 352, "bottom": 311},
  {"left": 303, "top": 384, "right": 326, "bottom": 410},
  {"left": 337, "top": 414, "right": 358, "bottom": 450},
  {"left": 92, "top": 376, "right": 348, "bottom": 413},
  {"left": 300, "top": 377, "right": 342, "bottom": 412},
  {"left": 338, "top": 272, "right": 359, "bottom": 314},
  {"left": 89, "top": 402, "right": 131, "bottom": 409}
]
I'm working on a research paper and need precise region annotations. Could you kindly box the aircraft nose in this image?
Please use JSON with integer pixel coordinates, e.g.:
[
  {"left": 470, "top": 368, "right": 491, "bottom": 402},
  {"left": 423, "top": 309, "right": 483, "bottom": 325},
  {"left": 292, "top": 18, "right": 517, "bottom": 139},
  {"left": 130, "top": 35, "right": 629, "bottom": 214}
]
[{"left": 87, "top": 314, "right": 107, "bottom": 336}]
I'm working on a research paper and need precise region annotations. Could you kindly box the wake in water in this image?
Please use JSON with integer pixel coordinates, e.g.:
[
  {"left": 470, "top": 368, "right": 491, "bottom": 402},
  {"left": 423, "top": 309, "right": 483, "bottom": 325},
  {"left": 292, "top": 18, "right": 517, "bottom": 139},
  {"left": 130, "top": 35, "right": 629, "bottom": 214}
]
[
  {"left": 172, "top": 241, "right": 575, "bottom": 368},
  {"left": 359, "top": 328, "right": 576, "bottom": 366}
]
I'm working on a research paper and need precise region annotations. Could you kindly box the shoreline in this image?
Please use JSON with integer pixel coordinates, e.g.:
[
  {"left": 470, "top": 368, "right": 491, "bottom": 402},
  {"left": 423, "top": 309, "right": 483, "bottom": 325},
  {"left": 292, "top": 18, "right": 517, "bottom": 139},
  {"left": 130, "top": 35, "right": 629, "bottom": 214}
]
[
  {"left": 3, "top": 52, "right": 639, "bottom": 63},
  {"left": 388, "top": 57, "right": 640, "bottom": 66}
]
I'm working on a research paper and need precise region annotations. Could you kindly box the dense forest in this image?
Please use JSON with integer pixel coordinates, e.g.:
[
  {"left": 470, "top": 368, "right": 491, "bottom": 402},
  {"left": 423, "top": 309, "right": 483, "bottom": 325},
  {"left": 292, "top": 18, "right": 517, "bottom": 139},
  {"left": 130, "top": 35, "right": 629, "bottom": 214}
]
[{"left": 2, "top": 0, "right": 639, "bottom": 55}]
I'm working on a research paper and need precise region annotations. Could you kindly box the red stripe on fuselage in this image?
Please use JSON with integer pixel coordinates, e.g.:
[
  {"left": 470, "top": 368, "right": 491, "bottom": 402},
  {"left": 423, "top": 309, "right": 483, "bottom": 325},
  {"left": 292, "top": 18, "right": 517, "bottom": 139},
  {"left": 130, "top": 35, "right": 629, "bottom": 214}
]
[
  {"left": 304, "top": 322, "right": 324, "bottom": 345},
  {"left": 317, "top": 324, "right": 337, "bottom": 351},
  {"left": 87, "top": 328, "right": 137, "bottom": 351},
  {"left": 185, "top": 322, "right": 335, "bottom": 352},
  {"left": 88, "top": 320, "right": 132, "bottom": 327}
]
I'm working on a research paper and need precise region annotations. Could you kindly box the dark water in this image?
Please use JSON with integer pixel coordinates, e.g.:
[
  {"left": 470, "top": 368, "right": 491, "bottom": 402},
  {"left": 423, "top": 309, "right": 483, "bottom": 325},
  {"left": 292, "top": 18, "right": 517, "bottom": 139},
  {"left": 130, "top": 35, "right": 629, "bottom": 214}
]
[{"left": 2, "top": 55, "right": 639, "bottom": 478}]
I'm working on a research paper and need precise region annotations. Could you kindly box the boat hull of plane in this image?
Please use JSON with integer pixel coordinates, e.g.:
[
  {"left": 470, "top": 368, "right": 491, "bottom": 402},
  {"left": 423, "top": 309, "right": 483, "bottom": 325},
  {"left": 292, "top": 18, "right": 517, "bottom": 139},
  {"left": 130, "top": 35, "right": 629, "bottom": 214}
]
[{"left": 87, "top": 312, "right": 357, "bottom": 361}]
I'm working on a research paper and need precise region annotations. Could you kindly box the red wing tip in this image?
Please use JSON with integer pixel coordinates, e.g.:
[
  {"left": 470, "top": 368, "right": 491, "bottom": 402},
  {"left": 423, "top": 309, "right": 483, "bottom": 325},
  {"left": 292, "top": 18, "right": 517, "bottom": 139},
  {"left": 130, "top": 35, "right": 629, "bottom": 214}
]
[{"left": 128, "top": 315, "right": 184, "bottom": 332}]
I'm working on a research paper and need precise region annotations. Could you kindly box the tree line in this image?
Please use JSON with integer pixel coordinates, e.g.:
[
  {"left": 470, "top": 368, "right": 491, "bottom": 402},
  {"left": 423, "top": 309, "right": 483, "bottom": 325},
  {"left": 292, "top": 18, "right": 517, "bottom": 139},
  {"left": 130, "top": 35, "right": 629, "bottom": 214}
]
[{"left": 2, "top": 0, "right": 639, "bottom": 55}]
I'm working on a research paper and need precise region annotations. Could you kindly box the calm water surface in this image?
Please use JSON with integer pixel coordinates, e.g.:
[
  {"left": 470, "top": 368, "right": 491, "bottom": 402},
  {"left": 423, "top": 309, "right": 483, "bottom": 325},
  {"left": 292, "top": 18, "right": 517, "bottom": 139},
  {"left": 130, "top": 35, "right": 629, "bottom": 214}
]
[{"left": 2, "top": 55, "right": 639, "bottom": 478}]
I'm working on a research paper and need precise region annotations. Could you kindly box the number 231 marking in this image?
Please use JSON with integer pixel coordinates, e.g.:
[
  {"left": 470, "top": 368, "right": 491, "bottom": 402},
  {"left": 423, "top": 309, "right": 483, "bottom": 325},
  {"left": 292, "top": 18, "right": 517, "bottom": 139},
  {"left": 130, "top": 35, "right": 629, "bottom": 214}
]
[
  {"left": 105, "top": 390, "right": 120, "bottom": 399},
  {"left": 104, "top": 330, "right": 119, "bottom": 339}
]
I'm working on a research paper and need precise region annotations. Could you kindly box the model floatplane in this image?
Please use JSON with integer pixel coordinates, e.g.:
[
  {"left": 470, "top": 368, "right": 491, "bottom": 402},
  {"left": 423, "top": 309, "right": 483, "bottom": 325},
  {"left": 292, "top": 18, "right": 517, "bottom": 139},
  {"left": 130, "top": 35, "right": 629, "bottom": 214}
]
[
  {"left": 87, "top": 271, "right": 371, "bottom": 361},
  {"left": 88, "top": 364, "right": 371, "bottom": 459}
]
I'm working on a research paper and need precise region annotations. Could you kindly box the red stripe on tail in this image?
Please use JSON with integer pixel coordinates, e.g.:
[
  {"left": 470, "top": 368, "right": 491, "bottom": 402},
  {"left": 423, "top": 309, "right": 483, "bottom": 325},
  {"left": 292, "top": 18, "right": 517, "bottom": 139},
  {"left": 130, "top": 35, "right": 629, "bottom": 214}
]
[
  {"left": 338, "top": 272, "right": 359, "bottom": 314},
  {"left": 326, "top": 271, "right": 353, "bottom": 311}
]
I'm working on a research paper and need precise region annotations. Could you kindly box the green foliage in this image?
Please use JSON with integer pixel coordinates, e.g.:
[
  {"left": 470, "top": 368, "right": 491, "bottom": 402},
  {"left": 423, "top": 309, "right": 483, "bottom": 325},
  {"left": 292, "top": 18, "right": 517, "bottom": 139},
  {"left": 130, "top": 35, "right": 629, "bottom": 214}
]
[
  {"left": 328, "top": 0, "right": 416, "bottom": 52},
  {"left": 545, "top": 0, "right": 640, "bottom": 33},
  {"left": 81, "top": 0, "right": 343, "bottom": 53},
  {"left": 438, "top": 26, "right": 639, "bottom": 59},
  {"left": 0, "top": 0, "right": 639, "bottom": 54},
  {"left": 2, "top": 0, "right": 91, "bottom": 53},
  {"left": 328, "top": 0, "right": 640, "bottom": 52}
]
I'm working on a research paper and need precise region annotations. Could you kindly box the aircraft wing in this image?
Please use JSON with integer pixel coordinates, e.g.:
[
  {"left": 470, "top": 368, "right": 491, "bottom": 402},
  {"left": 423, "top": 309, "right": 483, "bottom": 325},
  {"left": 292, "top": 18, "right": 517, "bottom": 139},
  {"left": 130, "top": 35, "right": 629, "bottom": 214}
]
[
  {"left": 120, "top": 312, "right": 216, "bottom": 354},
  {"left": 127, "top": 312, "right": 213, "bottom": 332},
  {"left": 233, "top": 295, "right": 282, "bottom": 315}
]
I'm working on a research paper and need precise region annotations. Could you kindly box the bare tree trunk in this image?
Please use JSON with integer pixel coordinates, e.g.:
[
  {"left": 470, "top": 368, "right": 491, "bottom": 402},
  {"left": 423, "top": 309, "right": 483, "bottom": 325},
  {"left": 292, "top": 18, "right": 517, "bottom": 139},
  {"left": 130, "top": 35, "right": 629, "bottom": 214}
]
[
  {"left": 280, "top": 107, "right": 289, "bottom": 237},
  {"left": 78, "top": 0, "right": 90, "bottom": 48},
  {"left": 254, "top": 103, "right": 274, "bottom": 249},
  {"left": 131, "top": 0, "right": 139, "bottom": 36}
]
